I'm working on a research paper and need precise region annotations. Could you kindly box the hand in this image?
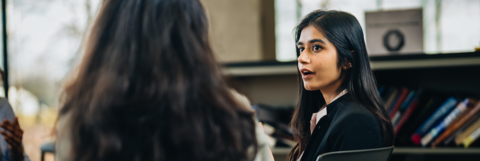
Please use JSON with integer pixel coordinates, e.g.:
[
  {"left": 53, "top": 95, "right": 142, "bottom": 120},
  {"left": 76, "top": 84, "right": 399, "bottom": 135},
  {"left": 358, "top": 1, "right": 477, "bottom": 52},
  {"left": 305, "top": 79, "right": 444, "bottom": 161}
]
[
  {"left": 310, "top": 113, "right": 317, "bottom": 134},
  {"left": 0, "top": 117, "right": 25, "bottom": 161}
]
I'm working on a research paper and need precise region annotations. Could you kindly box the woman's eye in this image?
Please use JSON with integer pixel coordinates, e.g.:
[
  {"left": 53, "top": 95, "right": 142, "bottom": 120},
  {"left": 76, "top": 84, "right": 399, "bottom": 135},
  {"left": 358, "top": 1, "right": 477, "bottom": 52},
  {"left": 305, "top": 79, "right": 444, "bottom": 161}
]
[
  {"left": 313, "top": 45, "right": 322, "bottom": 51},
  {"left": 298, "top": 47, "right": 305, "bottom": 52}
]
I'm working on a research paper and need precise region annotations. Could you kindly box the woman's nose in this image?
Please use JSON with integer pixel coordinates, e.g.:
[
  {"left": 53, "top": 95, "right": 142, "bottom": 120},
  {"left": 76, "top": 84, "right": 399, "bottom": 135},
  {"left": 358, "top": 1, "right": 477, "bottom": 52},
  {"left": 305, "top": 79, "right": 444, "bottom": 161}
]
[{"left": 297, "top": 51, "right": 310, "bottom": 64}]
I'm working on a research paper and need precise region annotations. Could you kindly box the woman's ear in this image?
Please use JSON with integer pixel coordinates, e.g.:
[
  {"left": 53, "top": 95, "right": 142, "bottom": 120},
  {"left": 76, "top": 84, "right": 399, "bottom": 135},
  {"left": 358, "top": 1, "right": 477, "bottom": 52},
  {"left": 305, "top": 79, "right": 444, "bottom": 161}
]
[{"left": 342, "top": 61, "right": 352, "bottom": 70}]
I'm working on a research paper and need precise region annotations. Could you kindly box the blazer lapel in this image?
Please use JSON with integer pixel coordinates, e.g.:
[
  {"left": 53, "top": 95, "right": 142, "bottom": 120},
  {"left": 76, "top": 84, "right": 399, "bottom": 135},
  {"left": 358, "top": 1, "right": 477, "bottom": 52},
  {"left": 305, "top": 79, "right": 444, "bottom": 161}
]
[{"left": 300, "top": 116, "right": 332, "bottom": 161}]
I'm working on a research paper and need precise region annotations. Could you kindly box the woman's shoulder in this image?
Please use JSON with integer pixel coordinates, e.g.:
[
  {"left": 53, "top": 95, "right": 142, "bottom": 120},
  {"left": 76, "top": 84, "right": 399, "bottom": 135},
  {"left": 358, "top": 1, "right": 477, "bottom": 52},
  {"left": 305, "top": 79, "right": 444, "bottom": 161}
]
[
  {"left": 325, "top": 98, "right": 384, "bottom": 151},
  {"left": 229, "top": 89, "right": 255, "bottom": 112},
  {"left": 229, "top": 89, "right": 274, "bottom": 161},
  {"left": 330, "top": 98, "right": 381, "bottom": 131}
]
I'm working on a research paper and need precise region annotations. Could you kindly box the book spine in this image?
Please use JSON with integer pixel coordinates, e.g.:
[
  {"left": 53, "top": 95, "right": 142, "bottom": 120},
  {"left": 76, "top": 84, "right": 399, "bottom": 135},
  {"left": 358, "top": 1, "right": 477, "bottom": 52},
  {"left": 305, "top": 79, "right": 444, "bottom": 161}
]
[
  {"left": 391, "top": 112, "right": 402, "bottom": 127},
  {"left": 420, "top": 98, "right": 470, "bottom": 146},
  {"left": 389, "top": 88, "right": 410, "bottom": 118},
  {"left": 463, "top": 126, "right": 480, "bottom": 148},
  {"left": 394, "top": 100, "right": 419, "bottom": 135},
  {"left": 393, "top": 88, "right": 424, "bottom": 135},
  {"left": 388, "top": 91, "right": 401, "bottom": 113},
  {"left": 393, "top": 90, "right": 416, "bottom": 126},
  {"left": 444, "top": 114, "right": 480, "bottom": 145},
  {"left": 433, "top": 108, "right": 472, "bottom": 146},
  {"left": 378, "top": 86, "right": 385, "bottom": 96},
  {"left": 411, "top": 97, "right": 458, "bottom": 145},
  {"left": 401, "top": 90, "right": 416, "bottom": 110},
  {"left": 384, "top": 88, "right": 398, "bottom": 111},
  {"left": 444, "top": 102, "right": 480, "bottom": 145}
]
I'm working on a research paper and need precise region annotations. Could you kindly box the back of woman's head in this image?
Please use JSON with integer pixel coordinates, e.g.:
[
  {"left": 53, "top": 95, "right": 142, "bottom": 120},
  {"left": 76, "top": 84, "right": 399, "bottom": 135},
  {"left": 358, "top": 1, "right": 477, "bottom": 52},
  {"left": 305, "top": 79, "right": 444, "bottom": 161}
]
[
  {"left": 288, "top": 10, "right": 393, "bottom": 160},
  {"left": 59, "top": 0, "right": 257, "bottom": 160}
]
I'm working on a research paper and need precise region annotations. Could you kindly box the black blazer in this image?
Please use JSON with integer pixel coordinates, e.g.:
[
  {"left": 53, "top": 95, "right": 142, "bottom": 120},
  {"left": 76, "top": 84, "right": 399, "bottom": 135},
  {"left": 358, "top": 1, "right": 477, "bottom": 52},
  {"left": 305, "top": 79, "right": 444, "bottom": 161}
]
[{"left": 300, "top": 93, "right": 383, "bottom": 161}]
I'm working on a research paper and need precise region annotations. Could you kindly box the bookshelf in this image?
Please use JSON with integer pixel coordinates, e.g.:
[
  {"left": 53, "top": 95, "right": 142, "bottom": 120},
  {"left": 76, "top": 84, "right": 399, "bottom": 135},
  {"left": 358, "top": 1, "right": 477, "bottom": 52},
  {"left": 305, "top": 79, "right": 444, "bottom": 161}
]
[
  {"left": 224, "top": 52, "right": 480, "bottom": 161},
  {"left": 224, "top": 52, "right": 480, "bottom": 76},
  {"left": 271, "top": 147, "right": 480, "bottom": 155}
]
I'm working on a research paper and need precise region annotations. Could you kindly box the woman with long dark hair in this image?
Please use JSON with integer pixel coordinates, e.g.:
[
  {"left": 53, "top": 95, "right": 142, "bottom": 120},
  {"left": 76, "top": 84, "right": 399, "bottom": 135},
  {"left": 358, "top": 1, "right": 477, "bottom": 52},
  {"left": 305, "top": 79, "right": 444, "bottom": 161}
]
[
  {"left": 55, "top": 0, "right": 271, "bottom": 161},
  {"left": 288, "top": 10, "right": 394, "bottom": 161}
]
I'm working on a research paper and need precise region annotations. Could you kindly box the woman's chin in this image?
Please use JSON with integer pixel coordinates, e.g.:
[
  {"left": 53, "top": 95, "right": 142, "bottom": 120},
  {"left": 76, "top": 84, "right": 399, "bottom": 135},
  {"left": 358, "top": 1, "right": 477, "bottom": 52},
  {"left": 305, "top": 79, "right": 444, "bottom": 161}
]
[{"left": 303, "top": 84, "right": 319, "bottom": 91}]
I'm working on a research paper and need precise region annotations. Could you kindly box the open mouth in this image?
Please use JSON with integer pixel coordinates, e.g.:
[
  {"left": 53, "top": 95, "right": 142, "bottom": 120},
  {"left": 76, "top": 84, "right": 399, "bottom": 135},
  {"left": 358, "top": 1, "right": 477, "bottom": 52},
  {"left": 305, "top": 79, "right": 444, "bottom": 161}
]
[{"left": 300, "top": 69, "right": 315, "bottom": 78}]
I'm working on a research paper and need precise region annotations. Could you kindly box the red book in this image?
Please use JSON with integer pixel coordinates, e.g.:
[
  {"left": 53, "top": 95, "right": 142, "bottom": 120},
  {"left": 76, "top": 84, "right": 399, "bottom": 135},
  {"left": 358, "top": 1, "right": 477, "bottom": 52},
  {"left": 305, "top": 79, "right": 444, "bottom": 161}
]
[
  {"left": 389, "top": 87, "right": 410, "bottom": 118},
  {"left": 395, "top": 98, "right": 419, "bottom": 134},
  {"left": 394, "top": 89, "right": 425, "bottom": 135}
]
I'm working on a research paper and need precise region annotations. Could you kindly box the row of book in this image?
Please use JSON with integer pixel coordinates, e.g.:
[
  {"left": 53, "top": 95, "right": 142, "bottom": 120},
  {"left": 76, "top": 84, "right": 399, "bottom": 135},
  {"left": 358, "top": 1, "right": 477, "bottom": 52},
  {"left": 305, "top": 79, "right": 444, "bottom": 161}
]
[{"left": 379, "top": 86, "right": 480, "bottom": 148}]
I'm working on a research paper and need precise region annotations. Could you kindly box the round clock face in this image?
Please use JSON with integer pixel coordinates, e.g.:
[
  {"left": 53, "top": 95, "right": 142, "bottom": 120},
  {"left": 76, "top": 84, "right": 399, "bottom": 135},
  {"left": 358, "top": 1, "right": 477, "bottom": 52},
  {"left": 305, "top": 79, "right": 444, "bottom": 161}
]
[{"left": 383, "top": 29, "right": 405, "bottom": 52}]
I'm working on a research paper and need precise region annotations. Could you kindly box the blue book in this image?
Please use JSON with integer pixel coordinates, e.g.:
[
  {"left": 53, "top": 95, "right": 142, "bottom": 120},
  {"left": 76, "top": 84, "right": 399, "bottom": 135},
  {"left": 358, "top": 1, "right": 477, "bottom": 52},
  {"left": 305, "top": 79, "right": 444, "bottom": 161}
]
[
  {"left": 400, "top": 90, "right": 416, "bottom": 111},
  {"left": 420, "top": 98, "right": 470, "bottom": 146},
  {"left": 378, "top": 86, "right": 386, "bottom": 96},
  {"left": 411, "top": 96, "right": 458, "bottom": 145},
  {"left": 388, "top": 92, "right": 402, "bottom": 113},
  {"left": 392, "top": 90, "right": 416, "bottom": 126}
]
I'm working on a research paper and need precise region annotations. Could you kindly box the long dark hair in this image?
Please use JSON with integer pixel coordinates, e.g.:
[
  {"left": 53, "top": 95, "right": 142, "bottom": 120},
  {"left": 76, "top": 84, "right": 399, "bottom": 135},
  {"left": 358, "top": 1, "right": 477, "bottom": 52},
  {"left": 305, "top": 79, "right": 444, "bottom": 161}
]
[
  {"left": 288, "top": 10, "right": 394, "bottom": 160},
  {"left": 58, "top": 0, "right": 257, "bottom": 161}
]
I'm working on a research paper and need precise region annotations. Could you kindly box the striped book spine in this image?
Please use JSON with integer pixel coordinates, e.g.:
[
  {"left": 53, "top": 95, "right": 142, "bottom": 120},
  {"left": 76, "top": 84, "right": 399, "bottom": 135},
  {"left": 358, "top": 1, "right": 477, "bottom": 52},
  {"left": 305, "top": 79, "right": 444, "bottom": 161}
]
[
  {"left": 463, "top": 126, "right": 480, "bottom": 148},
  {"left": 420, "top": 98, "right": 470, "bottom": 146},
  {"left": 411, "top": 97, "right": 458, "bottom": 145}
]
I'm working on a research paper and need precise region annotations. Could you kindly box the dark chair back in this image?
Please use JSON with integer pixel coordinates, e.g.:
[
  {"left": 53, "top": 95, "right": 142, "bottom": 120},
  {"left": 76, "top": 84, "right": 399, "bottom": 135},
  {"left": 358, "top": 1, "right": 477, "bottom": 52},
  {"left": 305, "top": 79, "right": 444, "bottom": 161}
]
[{"left": 316, "top": 146, "right": 394, "bottom": 161}]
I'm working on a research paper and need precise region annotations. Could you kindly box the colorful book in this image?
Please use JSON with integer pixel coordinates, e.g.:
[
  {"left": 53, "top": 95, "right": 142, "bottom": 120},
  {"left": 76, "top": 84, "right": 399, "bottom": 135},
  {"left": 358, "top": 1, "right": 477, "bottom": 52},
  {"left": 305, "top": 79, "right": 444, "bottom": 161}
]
[
  {"left": 384, "top": 88, "right": 399, "bottom": 111},
  {"left": 392, "top": 90, "right": 416, "bottom": 126},
  {"left": 394, "top": 89, "right": 424, "bottom": 135},
  {"left": 432, "top": 108, "right": 471, "bottom": 146},
  {"left": 455, "top": 117, "right": 480, "bottom": 145},
  {"left": 463, "top": 125, "right": 480, "bottom": 148},
  {"left": 411, "top": 97, "right": 459, "bottom": 145},
  {"left": 420, "top": 98, "right": 470, "bottom": 146},
  {"left": 395, "top": 95, "right": 446, "bottom": 146},
  {"left": 378, "top": 86, "right": 386, "bottom": 97},
  {"left": 444, "top": 113, "right": 480, "bottom": 146},
  {"left": 433, "top": 100, "right": 480, "bottom": 146},
  {"left": 388, "top": 88, "right": 407, "bottom": 115},
  {"left": 381, "top": 87, "right": 395, "bottom": 101}
]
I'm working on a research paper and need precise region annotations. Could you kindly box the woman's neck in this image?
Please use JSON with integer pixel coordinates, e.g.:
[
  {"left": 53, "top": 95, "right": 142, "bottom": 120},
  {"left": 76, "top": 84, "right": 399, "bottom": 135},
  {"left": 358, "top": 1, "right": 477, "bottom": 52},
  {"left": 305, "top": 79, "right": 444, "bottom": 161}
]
[{"left": 320, "top": 73, "right": 345, "bottom": 105}]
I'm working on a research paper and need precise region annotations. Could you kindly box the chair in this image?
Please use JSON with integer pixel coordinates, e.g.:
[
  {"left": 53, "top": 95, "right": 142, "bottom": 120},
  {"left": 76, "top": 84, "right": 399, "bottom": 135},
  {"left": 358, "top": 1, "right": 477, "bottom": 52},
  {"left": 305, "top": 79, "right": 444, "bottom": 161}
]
[
  {"left": 316, "top": 146, "right": 394, "bottom": 161},
  {"left": 40, "top": 141, "right": 56, "bottom": 161}
]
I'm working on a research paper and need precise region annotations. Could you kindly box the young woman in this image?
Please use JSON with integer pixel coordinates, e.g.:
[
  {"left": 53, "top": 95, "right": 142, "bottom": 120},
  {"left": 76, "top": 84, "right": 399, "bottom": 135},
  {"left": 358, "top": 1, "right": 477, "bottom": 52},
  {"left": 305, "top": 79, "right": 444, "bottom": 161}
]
[
  {"left": 288, "top": 10, "right": 394, "bottom": 161},
  {"left": 55, "top": 0, "right": 272, "bottom": 161}
]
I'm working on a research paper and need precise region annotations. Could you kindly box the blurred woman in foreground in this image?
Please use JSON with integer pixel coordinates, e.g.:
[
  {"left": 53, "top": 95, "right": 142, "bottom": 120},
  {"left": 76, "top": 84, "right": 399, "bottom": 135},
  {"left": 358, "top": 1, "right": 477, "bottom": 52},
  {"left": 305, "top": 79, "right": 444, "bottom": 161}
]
[{"left": 55, "top": 0, "right": 271, "bottom": 160}]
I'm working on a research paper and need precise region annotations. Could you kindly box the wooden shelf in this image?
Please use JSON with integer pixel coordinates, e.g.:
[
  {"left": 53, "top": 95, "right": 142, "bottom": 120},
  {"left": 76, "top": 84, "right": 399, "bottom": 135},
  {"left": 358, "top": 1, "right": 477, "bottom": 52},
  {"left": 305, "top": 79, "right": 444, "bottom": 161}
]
[
  {"left": 271, "top": 147, "right": 480, "bottom": 155},
  {"left": 224, "top": 64, "right": 296, "bottom": 76},
  {"left": 370, "top": 54, "right": 480, "bottom": 70},
  {"left": 222, "top": 52, "right": 480, "bottom": 76},
  {"left": 393, "top": 147, "right": 480, "bottom": 154},
  {"left": 272, "top": 148, "right": 292, "bottom": 155},
  {"left": 223, "top": 61, "right": 296, "bottom": 76}
]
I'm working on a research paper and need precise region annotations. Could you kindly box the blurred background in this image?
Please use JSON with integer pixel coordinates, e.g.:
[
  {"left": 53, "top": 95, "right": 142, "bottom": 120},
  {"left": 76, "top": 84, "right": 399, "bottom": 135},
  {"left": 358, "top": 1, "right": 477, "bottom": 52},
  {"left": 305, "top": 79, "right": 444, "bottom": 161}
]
[{"left": 0, "top": 0, "right": 479, "bottom": 161}]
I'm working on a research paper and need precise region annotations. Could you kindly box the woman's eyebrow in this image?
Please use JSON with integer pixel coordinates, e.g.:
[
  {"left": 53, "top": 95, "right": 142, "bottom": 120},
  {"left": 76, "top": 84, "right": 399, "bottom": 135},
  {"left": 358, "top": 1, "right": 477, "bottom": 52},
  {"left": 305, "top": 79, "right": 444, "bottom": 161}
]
[
  {"left": 309, "top": 39, "right": 326, "bottom": 44},
  {"left": 296, "top": 38, "right": 327, "bottom": 46}
]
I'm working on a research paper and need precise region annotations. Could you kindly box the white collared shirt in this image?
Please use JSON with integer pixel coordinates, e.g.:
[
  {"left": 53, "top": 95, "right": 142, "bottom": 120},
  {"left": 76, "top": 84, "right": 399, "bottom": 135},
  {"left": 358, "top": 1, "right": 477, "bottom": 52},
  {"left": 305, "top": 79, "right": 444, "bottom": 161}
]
[
  {"left": 315, "top": 89, "right": 348, "bottom": 125},
  {"left": 297, "top": 89, "right": 348, "bottom": 161}
]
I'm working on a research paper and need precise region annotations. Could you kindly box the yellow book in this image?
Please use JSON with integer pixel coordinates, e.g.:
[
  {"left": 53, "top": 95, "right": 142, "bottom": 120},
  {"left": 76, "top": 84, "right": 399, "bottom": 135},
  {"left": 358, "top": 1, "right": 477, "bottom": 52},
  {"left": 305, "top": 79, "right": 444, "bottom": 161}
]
[
  {"left": 463, "top": 126, "right": 480, "bottom": 148},
  {"left": 455, "top": 117, "right": 480, "bottom": 145}
]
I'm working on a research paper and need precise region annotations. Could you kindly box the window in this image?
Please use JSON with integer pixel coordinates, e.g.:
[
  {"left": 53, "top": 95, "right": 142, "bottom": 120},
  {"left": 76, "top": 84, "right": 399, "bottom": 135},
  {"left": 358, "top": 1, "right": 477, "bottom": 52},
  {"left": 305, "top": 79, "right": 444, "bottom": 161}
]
[
  {"left": 6, "top": 0, "right": 101, "bottom": 159},
  {"left": 275, "top": 0, "right": 480, "bottom": 61}
]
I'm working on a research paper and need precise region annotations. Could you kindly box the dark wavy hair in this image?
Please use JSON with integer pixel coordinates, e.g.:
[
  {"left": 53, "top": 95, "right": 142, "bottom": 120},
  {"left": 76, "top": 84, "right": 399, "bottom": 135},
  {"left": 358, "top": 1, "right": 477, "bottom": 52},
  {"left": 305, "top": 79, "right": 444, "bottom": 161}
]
[
  {"left": 58, "top": 0, "right": 257, "bottom": 161},
  {"left": 288, "top": 10, "right": 394, "bottom": 161}
]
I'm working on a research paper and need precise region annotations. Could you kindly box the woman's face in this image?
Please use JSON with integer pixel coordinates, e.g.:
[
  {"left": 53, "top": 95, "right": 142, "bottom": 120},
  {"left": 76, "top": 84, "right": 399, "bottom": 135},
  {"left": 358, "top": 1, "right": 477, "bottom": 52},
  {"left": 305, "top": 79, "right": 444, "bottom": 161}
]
[{"left": 297, "top": 25, "right": 344, "bottom": 91}]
